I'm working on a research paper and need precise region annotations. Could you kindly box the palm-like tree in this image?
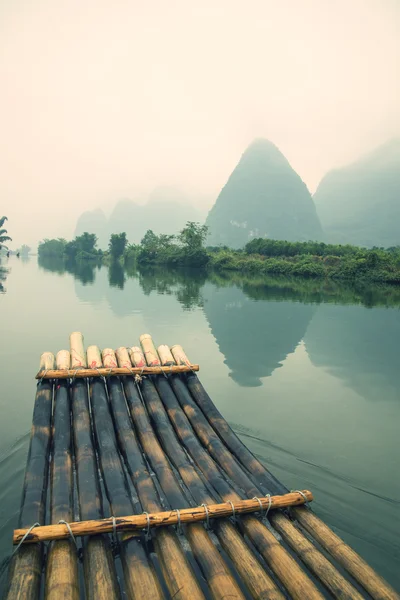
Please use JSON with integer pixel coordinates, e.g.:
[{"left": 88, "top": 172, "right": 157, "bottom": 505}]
[{"left": 0, "top": 216, "right": 12, "bottom": 250}]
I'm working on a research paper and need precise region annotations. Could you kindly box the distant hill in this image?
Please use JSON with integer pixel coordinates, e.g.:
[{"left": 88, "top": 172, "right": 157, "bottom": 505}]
[
  {"left": 74, "top": 188, "right": 203, "bottom": 249},
  {"left": 205, "top": 139, "right": 323, "bottom": 248},
  {"left": 75, "top": 209, "right": 108, "bottom": 248},
  {"left": 314, "top": 139, "right": 400, "bottom": 247}
]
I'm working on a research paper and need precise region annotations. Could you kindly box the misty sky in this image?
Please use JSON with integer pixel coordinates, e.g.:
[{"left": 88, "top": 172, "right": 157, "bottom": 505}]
[{"left": 1, "top": 0, "right": 399, "bottom": 247}]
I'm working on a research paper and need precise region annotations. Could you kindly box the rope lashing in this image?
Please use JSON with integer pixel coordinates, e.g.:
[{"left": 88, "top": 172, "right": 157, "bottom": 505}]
[
  {"left": 71, "top": 366, "right": 85, "bottom": 381},
  {"left": 172, "top": 509, "right": 183, "bottom": 535},
  {"left": 264, "top": 494, "right": 272, "bottom": 520},
  {"left": 134, "top": 367, "right": 145, "bottom": 384},
  {"left": 142, "top": 511, "right": 151, "bottom": 541},
  {"left": 228, "top": 501, "right": 236, "bottom": 522},
  {"left": 58, "top": 520, "right": 79, "bottom": 551},
  {"left": 201, "top": 504, "right": 211, "bottom": 530},
  {"left": 291, "top": 490, "right": 310, "bottom": 507},
  {"left": 252, "top": 497, "right": 265, "bottom": 520},
  {"left": 39, "top": 370, "right": 48, "bottom": 384},
  {"left": 12, "top": 523, "right": 40, "bottom": 556}
]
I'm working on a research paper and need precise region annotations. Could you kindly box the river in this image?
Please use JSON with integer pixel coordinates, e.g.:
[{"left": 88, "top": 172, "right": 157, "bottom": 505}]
[{"left": 0, "top": 255, "right": 399, "bottom": 592}]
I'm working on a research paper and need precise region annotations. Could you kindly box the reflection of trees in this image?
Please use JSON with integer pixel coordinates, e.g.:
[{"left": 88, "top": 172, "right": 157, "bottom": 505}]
[
  {"left": 38, "top": 255, "right": 97, "bottom": 285},
  {"left": 137, "top": 266, "right": 207, "bottom": 310},
  {"left": 0, "top": 259, "right": 8, "bottom": 293},
  {"left": 108, "top": 261, "right": 126, "bottom": 289},
  {"left": 209, "top": 271, "right": 400, "bottom": 308}
]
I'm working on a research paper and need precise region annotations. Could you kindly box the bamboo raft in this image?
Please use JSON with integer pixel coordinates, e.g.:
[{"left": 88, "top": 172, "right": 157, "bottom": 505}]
[{"left": 4, "top": 333, "right": 399, "bottom": 600}]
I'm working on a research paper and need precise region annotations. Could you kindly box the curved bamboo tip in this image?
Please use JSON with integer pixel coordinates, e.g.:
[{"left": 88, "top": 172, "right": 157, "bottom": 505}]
[
  {"left": 158, "top": 345, "right": 175, "bottom": 366},
  {"left": 171, "top": 345, "right": 191, "bottom": 366},
  {"left": 87, "top": 345, "right": 102, "bottom": 368},
  {"left": 115, "top": 347, "right": 131, "bottom": 368},
  {"left": 69, "top": 331, "right": 87, "bottom": 368},
  {"left": 39, "top": 352, "right": 55, "bottom": 371},
  {"left": 129, "top": 346, "right": 146, "bottom": 367},
  {"left": 56, "top": 350, "right": 70, "bottom": 370},
  {"left": 102, "top": 348, "right": 118, "bottom": 368},
  {"left": 140, "top": 334, "right": 160, "bottom": 366}
]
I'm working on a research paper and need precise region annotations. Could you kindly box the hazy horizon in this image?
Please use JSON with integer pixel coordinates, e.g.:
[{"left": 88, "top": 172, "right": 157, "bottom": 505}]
[{"left": 1, "top": 0, "right": 399, "bottom": 248}]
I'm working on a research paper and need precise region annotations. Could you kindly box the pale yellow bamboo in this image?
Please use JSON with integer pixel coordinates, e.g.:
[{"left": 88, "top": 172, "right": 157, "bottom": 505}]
[
  {"left": 69, "top": 332, "right": 87, "bottom": 368},
  {"left": 140, "top": 333, "right": 160, "bottom": 366},
  {"left": 55, "top": 350, "right": 70, "bottom": 370},
  {"left": 129, "top": 346, "right": 146, "bottom": 367},
  {"left": 39, "top": 352, "right": 55, "bottom": 371},
  {"left": 87, "top": 345, "right": 102, "bottom": 368}
]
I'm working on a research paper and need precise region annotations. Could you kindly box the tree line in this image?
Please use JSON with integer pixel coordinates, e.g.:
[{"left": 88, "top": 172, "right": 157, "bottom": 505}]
[
  {"left": 38, "top": 224, "right": 400, "bottom": 285},
  {"left": 38, "top": 222, "right": 209, "bottom": 266}
]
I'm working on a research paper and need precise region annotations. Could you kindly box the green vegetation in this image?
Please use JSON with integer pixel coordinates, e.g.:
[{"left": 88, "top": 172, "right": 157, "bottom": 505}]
[
  {"left": 109, "top": 232, "right": 128, "bottom": 260},
  {"left": 209, "top": 238, "right": 400, "bottom": 284},
  {"left": 38, "top": 233, "right": 102, "bottom": 261},
  {"left": 37, "top": 223, "right": 400, "bottom": 285},
  {"left": 0, "top": 262, "right": 7, "bottom": 292},
  {"left": 0, "top": 216, "right": 12, "bottom": 250},
  {"left": 137, "top": 222, "right": 209, "bottom": 266}
]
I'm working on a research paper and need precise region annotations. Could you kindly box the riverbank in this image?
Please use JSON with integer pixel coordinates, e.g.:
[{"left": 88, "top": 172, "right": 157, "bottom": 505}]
[
  {"left": 38, "top": 230, "right": 400, "bottom": 285},
  {"left": 208, "top": 247, "right": 400, "bottom": 284}
]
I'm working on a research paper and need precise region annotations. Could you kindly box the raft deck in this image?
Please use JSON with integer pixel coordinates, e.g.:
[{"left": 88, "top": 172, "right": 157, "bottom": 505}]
[{"left": 4, "top": 333, "right": 399, "bottom": 600}]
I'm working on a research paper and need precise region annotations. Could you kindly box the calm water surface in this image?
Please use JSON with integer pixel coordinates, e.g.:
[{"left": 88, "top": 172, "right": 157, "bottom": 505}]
[{"left": 0, "top": 256, "right": 399, "bottom": 591}]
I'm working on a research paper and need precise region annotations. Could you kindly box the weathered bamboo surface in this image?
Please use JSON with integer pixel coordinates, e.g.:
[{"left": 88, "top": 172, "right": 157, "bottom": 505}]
[
  {"left": 6, "top": 332, "right": 399, "bottom": 600},
  {"left": 14, "top": 491, "right": 313, "bottom": 543},
  {"left": 35, "top": 365, "right": 199, "bottom": 379}
]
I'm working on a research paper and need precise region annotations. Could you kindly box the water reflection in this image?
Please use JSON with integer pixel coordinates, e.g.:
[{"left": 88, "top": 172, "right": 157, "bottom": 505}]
[
  {"left": 203, "top": 280, "right": 315, "bottom": 386},
  {"left": 136, "top": 266, "right": 206, "bottom": 310},
  {"left": 305, "top": 304, "right": 400, "bottom": 403},
  {"left": 38, "top": 255, "right": 98, "bottom": 285},
  {"left": 0, "top": 259, "right": 8, "bottom": 293},
  {"left": 108, "top": 261, "right": 126, "bottom": 289},
  {"left": 37, "top": 257, "right": 400, "bottom": 393}
]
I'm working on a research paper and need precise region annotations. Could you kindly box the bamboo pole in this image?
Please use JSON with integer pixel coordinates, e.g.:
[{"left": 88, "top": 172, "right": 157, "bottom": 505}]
[
  {"left": 177, "top": 347, "right": 400, "bottom": 600},
  {"left": 45, "top": 350, "right": 79, "bottom": 600},
  {"left": 164, "top": 360, "right": 362, "bottom": 600},
  {"left": 146, "top": 376, "right": 323, "bottom": 599},
  {"left": 5, "top": 353, "right": 54, "bottom": 600},
  {"left": 14, "top": 491, "right": 313, "bottom": 544},
  {"left": 147, "top": 339, "right": 332, "bottom": 600},
  {"left": 70, "top": 332, "right": 87, "bottom": 368},
  {"left": 174, "top": 347, "right": 285, "bottom": 496},
  {"left": 107, "top": 347, "right": 207, "bottom": 600},
  {"left": 35, "top": 365, "right": 199, "bottom": 379},
  {"left": 122, "top": 349, "right": 246, "bottom": 600},
  {"left": 132, "top": 344, "right": 287, "bottom": 600},
  {"left": 89, "top": 347, "right": 164, "bottom": 600},
  {"left": 292, "top": 508, "right": 400, "bottom": 600},
  {"left": 69, "top": 334, "right": 121, "bottom": 600}
]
